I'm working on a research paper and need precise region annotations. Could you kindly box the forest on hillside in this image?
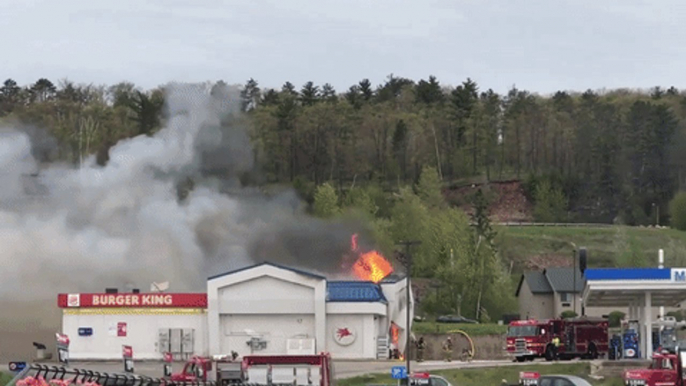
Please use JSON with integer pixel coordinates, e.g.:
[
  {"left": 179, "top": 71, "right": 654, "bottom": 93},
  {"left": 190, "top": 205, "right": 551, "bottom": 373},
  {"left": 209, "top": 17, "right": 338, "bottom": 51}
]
[
  {"left": 2, "top": 76, "right": 684, "bottom": 226},
  {"left": 2, "top": 76, "right": 685, "bottom": 320}
]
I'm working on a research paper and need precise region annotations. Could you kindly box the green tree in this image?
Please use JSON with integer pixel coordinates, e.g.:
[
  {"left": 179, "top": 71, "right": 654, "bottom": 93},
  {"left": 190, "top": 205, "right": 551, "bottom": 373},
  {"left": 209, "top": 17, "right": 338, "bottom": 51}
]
[
  {"left": 240, "top": 78, "right": 261, "bottom": 112},
  {"left": 416, "top": 165, "right": 444, "bottom": 208},
  {"left": 669, "top": 192, "right": 686, "bottom": 231},
  {"left": 127, "top": 90, "right": 164, "bottom": 136},
  {"left": 300, "top": 82, "right": 320, "bottom": 106},
  {"left": 312, "top": 183, "right": 340, "bottom": 218},
  {"left": 533, "top": 180, "right": 568, "bottom": 222},
  {"left": 471, "top": 189, "right": 497, "bottom": 249}
]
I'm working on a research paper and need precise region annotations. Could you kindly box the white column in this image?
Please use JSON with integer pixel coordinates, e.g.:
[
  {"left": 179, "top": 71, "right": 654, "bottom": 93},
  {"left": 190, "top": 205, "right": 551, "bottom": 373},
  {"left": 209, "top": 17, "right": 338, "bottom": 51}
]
[
  {"left": 207, "top": 282, "right": 221, "bottom": 356},
  {"left": 645, "top": 292, "right": 653, "bottom": 359},
  {"left": 314, "top": 280, "right": 327, "bottom": 353},
  {"left": 659, "top": 249, "right": 665, "bottom": 326}
]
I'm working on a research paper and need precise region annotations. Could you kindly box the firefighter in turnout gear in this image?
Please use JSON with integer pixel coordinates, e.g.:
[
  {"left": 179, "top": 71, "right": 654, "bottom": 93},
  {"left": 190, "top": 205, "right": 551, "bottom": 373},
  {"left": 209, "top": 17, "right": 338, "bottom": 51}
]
[
  {"left": 552, "top": 336, "right": 560, "bottom": 360},
  {"left": 416, "top": 337, "right": 426, "bottom": 362},
  {"left": 443, "top": 337, "right": 453, "bottom": 362}
]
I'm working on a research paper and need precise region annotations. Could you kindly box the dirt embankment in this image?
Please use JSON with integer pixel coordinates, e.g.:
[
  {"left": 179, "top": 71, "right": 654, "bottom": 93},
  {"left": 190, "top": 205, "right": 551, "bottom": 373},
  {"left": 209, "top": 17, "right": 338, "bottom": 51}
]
[
  {"left": 408, "top": 334, "right": 506, "bottom": 361},
  {"left": 444, "top": 180, "right": 532, "bottom": 223}
]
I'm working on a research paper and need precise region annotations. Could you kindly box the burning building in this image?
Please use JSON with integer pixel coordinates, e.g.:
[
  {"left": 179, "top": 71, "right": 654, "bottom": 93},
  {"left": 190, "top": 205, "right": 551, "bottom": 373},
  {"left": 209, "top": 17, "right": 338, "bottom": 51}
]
[
  {"left": 57, "top": 262, "right": 413, "bottom": 361},
  {"left": 207, "top": 262, "right": 413, "bottom": 360}
]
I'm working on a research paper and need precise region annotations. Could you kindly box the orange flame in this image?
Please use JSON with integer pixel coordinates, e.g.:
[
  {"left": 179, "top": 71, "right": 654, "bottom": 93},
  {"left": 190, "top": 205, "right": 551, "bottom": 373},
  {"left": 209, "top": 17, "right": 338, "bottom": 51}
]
[
  {"left": 353, "top": 251, "right": 394, "bottom": 283},
  {"left": 390, "top": 322, "right": 400, "bottom": 345},
  {"left": 350, "top": 234, "right": 394, "bottom": 283}
]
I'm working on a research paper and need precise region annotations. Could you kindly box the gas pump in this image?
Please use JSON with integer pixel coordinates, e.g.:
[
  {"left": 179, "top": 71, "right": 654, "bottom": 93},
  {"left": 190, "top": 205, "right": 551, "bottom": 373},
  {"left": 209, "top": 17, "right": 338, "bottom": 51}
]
[{"left": 624, "top": 320, "right": 641, "bottom": 359}]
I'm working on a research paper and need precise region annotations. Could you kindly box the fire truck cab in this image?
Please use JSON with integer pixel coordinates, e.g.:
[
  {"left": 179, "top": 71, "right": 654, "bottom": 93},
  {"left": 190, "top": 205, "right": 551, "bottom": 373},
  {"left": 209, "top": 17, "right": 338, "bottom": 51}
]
[
  {"left": 623, "top": 346, "right": 686, "bottom": 386},
  {"left": 506, "top": 318, "right": 609, "bottom": 362}
]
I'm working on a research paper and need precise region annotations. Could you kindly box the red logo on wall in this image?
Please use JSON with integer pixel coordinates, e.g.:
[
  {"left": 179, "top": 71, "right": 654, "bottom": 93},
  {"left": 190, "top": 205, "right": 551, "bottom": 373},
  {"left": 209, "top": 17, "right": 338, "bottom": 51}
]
[{"left": 117, "top": 322, "right": 127, "bottom": 337}]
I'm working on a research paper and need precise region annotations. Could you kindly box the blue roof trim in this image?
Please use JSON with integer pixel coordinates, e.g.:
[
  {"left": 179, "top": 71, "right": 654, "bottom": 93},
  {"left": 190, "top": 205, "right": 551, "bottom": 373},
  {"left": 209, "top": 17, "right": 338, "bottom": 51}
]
[
  {"left": 208, "top": 262, "right": 327, "bottom": 281},
  {"left": 326, "top": 281, "right": 388, "bottom": 303},
  {"left": 585, "top": 268, "right": 671, "bottom": 281}
]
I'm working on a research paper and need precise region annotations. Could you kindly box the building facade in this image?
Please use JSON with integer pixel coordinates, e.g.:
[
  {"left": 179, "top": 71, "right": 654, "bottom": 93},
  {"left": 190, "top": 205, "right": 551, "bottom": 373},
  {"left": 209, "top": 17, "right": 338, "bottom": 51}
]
[
  {"left": 57, "top": 293, "right": 208, "bottom": 360},
  {"left": 59, "top": 262, "right": 413, "bottom": 361},
  {"left": 206, "top": 262, "right": 413, "bottom": 360}
]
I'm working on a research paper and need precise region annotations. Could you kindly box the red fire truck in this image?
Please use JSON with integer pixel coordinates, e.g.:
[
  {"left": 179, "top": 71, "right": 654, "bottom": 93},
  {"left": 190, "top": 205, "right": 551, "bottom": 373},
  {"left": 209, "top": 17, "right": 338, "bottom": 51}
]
[
  {"left": 623, "top": 347, "right": 686, "bottom": 386},
  {"left": 169, "top": 353, "right": 335, "bottom": 386},
  {"left": 506, "top": 317, "right": 609, "bottom": 362}
]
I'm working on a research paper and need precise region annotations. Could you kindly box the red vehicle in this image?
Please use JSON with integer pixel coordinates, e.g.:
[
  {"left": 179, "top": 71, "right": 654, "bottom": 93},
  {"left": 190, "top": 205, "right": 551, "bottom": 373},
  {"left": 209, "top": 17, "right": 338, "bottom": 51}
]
[
  {"left": 505, "top": 317, "right": 609, "bottom": 362},
  {"left": 623, "top": 348, "right": 684, "bottom": 386},
  {"left": 169, "top": 353, "right": 335, "bottom": 386}
]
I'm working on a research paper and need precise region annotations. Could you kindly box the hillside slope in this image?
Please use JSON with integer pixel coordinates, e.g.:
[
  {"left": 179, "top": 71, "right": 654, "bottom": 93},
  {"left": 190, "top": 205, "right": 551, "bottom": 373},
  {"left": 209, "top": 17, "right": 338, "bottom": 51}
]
[{"left": 497, "top": 225, "right": 686, "bottom": 274}]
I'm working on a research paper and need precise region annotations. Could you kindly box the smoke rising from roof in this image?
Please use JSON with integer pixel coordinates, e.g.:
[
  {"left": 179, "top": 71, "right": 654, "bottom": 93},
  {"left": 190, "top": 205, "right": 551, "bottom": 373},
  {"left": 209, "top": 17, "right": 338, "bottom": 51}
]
[{"left": 0, "top": 82, "right": 374, "bottom": 302}]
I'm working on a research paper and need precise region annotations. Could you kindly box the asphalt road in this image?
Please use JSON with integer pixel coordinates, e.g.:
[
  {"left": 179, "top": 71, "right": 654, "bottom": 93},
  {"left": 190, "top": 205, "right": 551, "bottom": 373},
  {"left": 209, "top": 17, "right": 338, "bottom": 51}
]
[{"left": 1, "top": 359, "right": 563, "bottom": 381}]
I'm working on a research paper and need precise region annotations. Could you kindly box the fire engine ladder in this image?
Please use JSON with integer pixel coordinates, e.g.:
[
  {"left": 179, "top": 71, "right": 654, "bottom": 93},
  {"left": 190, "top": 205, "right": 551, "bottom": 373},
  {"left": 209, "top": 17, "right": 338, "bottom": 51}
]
[{"left": 377, "top": 336, "right": 390, "bottom": 359}]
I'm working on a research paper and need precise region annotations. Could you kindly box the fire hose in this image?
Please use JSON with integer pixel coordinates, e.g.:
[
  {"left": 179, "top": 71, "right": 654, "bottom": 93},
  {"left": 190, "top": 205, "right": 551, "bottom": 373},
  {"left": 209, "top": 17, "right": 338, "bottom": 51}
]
[{"left": 447, "top": 329, "right": 476, "bottom": 360}]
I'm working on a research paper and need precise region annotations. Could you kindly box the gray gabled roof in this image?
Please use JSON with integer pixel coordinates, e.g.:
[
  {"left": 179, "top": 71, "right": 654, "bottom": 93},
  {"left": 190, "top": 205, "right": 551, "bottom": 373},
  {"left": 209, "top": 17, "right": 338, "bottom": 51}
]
[
  {"left": 516, "top": 266, "right": 586, "bottom": 297},
  {"left": 544, "top": 267, "right": 585, "bottom": 293},
  {"left": 518, "top": 271, "right": 553, "bottom": 296}
]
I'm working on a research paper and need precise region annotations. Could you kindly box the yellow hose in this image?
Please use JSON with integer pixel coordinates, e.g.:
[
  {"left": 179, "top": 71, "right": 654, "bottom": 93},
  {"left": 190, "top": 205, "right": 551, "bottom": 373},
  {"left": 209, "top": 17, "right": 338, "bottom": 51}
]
[{"left": 447, "top": 329, "right": 476, "bottom": 359}]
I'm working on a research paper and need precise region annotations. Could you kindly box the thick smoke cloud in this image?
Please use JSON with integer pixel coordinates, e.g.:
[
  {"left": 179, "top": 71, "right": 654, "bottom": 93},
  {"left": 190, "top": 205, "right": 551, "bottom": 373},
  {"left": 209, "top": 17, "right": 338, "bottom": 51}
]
[{"left": 0, "top": 82, "right": 373, "bottom": 302}]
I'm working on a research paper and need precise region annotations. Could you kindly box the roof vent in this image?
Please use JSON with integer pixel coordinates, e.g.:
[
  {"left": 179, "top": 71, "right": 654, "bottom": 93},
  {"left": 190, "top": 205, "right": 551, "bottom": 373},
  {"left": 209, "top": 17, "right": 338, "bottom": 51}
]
[{"left": 105, "top": 288, "right": 118, "bottom": 294}]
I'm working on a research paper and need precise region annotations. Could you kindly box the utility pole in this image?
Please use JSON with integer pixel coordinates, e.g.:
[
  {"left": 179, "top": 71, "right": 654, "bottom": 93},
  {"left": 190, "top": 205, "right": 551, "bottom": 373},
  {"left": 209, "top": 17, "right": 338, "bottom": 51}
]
[
  {"left": 569, "top": 241, "right": 578, "bottom": 317},
  {"left": 396, "top": 240, "right": 421, "bottom": 383}
]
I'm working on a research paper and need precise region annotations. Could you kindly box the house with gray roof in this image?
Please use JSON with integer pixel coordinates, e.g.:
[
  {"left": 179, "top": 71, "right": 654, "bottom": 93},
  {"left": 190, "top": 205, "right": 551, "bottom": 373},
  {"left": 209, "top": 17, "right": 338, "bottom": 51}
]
[
  {"left": 516, "top": 267, "right": 680, "bottom": 321},
  {"left": 516, "top": 267, "right": 585, "bottom": 319}
]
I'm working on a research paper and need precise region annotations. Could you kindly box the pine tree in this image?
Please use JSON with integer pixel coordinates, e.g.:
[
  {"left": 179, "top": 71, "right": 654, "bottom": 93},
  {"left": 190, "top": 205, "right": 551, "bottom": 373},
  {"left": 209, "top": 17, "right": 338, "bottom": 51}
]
[{"left": 470, "top": 189, "right": 497, "bottom": 250}]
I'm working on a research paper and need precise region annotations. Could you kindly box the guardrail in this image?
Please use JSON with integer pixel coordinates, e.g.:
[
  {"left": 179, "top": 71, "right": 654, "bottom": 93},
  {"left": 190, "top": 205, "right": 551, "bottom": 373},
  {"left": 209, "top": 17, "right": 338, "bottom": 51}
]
[{"left": 493, "top": 222, "right": 616, "bottom": 228}]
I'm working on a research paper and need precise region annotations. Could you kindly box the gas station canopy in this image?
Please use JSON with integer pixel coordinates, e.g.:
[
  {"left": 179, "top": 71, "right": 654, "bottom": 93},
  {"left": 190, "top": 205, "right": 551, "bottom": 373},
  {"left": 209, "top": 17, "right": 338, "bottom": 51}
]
[
  {"left": 582, "top": 267, "right": 686, "bottom": 359},
  {"left": 583, "top": 268, "right": 686, "bottom": 307}
]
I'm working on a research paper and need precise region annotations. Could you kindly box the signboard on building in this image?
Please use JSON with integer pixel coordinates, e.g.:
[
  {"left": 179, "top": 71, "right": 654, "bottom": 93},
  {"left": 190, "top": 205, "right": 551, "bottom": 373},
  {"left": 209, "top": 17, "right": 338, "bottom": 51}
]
[
  {"left": 672, "top": 269, "right": 686, "bottom": 282},
  {"left": 56, "top": 333, "right": 70, "bottom": 365},
  {"left": 123, "top": 345, "right": 134, "bottom": 373},
  {"left": 163, "top": 352, "right": 173, "bottom": 376},
  {"left": 117, "top": 322, "right": 127, "bottom": 337},
  {"left": 57, "top": 293, "right": 207, "bottom": 308},
  {"left": 333, "top": 326, "right": 356, "bottom": 346}
]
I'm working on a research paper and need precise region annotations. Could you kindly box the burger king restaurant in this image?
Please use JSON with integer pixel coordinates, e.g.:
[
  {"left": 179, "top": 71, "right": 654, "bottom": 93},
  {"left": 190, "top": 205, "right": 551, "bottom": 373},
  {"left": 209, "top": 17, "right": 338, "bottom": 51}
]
[
  {"left": 58, "top": 292, "right": 208, "bottom": 360},
  {"left": 58, "top": 262, "right": 413, "bottom": 361}
]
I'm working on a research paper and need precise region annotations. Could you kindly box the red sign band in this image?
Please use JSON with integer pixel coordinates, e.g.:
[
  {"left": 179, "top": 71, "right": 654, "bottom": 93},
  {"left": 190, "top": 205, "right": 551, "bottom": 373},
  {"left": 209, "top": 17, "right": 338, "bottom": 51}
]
[{"left": 58, "top": 293, "right": 207, "bottom": 308}]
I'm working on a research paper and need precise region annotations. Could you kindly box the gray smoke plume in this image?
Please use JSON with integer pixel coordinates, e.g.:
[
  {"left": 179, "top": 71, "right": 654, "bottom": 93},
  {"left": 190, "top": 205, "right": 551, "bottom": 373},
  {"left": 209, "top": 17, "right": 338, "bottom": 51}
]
[{"left": 0, "top": 82, "right": 379, "bottom": 302}]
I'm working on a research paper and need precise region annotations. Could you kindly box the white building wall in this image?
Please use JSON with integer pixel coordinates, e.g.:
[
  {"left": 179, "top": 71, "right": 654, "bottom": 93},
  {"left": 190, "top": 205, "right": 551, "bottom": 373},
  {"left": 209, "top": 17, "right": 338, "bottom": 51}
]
[
  {"left": 220, "top": 314, "right": 315, "bottom": 356},
  {"left": 325, "top": 314, "right": 376, "bottom": 359},
  {"left": 62, "top": 311, "right": 207, "bottom": 360},
  {"left": 217, "top": 276, "right": 315, "bottom": 314},
  {"left": 208, "top": 265, "right": 327, "bottom": 356}
]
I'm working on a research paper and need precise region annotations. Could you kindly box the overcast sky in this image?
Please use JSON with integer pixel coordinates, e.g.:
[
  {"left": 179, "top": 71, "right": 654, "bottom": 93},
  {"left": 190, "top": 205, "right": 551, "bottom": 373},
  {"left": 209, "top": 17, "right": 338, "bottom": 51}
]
[{"left": 2, "top": 0, "right": 686, "bottom": 95}]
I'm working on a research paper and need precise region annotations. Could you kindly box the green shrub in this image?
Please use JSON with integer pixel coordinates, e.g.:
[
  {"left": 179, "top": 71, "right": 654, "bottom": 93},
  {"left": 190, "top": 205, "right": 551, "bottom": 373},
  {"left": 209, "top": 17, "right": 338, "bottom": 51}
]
[
  {"left": 608, "top": 311, "right": 626, "bottom": 327},
  {"left": 561, "top": 311, "right": 578, "bottom": 319},
  {"left": 669, "top": 192, "right": 686, "bottom": 230}
]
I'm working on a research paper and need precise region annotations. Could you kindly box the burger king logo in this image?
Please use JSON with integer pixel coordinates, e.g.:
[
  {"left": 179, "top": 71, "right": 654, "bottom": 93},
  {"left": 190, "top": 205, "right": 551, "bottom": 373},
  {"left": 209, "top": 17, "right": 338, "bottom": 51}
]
[{"left": 67, "top": 294, "right": 80, "bottom": 307}]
